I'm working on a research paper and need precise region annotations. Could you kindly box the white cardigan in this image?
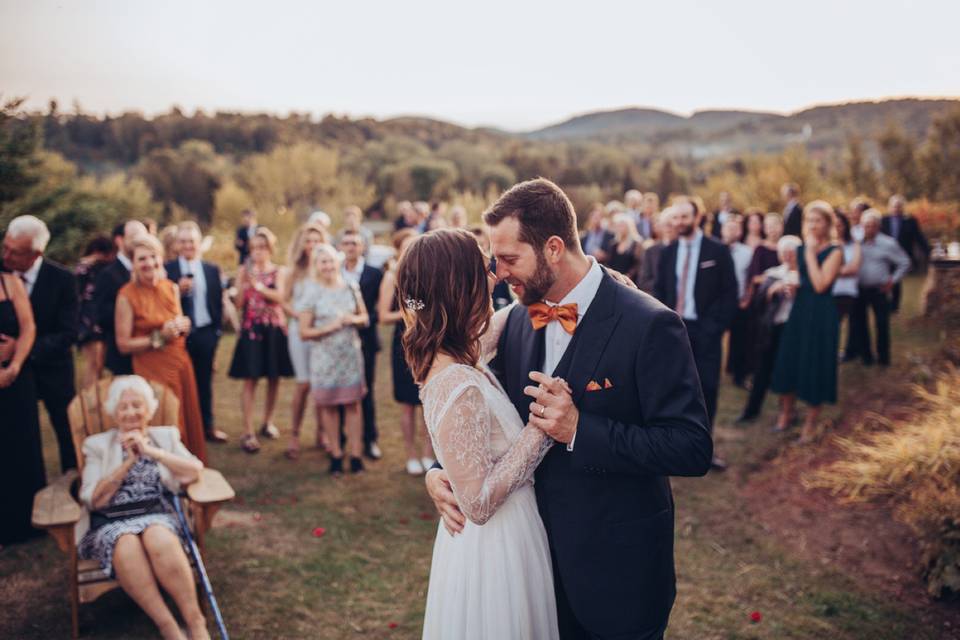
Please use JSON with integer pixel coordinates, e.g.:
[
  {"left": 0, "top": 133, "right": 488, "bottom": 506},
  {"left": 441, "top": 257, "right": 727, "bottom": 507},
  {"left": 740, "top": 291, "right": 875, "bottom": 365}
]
[{"left": 76, "top": 426, "right": 201, "bottom": 543}]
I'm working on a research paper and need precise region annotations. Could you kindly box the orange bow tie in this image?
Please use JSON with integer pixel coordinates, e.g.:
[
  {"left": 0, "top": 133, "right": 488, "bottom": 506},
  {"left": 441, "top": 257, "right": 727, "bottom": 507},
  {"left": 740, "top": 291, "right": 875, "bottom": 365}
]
[{"left": 528, "top": 302, "right": 578, "bottom": 334}]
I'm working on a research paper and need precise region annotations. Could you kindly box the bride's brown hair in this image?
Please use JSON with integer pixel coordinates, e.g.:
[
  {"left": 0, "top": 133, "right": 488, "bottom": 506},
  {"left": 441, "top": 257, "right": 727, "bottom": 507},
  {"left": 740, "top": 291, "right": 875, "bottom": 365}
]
[{"left": 396, "top": 229, "right": 492, "bottom": 384}]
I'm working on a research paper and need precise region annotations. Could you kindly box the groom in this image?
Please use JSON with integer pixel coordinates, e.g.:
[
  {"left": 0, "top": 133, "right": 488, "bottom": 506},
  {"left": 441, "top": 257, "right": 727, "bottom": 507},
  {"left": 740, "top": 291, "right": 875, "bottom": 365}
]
[{"left": 426, "top": 178, "right": 713, "bottom": 639}]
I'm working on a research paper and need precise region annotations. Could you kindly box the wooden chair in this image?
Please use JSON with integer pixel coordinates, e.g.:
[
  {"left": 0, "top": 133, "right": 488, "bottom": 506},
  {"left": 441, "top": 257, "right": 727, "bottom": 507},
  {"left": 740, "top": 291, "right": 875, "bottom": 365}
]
[{"left": 32, "top": 378, "right": 235, "bottom": 639}]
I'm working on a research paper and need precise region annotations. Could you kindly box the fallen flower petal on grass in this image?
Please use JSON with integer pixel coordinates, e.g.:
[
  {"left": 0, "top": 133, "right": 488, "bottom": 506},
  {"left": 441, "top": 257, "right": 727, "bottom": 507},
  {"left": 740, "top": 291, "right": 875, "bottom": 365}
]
[
  {"left": 312, "top": 527, "right": 326, "bottom": 538},
  {"left": 388, "top": 622, "right": 398, "bottom": 629},
  {"left": 252, "top": 512, "right": 262, "bottom": 522},
  {"left": 750, "top": 611, "right": 762, "bottom": 623}
]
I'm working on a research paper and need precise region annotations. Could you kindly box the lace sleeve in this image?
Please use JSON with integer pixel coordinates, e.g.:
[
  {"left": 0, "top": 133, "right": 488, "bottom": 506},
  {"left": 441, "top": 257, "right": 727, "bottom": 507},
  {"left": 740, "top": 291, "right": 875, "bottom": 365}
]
[
  {"left": 434, "top": 381, "right": 553, "bottom": 525},
  {"left": 479, "top": 302, "right": 515, "bottom": 362}
]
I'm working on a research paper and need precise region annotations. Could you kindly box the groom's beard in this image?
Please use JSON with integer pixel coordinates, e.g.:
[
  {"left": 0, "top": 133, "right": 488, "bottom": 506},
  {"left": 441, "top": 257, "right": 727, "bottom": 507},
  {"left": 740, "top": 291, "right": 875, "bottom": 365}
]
[{"left": 513, "top": 253, "right": 556, "bottom": 306}]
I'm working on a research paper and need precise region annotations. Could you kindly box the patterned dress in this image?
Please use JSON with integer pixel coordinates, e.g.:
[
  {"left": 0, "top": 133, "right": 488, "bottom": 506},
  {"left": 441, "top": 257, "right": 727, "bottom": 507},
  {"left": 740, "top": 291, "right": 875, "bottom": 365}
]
[
  {"left": 306, "top": 283, "right": 367, "bottom": 406},
  {"left": 78, "top": 456, "right": 183, "bottom": 577},
  {"left": 228, "top": 268, "right": 294, "bottom": 379}
]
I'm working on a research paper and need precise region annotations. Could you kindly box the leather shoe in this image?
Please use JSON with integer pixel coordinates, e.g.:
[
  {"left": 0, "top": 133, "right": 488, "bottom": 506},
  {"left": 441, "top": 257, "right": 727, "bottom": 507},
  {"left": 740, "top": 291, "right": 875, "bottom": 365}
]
[
  {"left": 205, "top": 429, "right": 229, "bottom": 443},
  {"left": 735, "top": 412, "right": 757, "bottom": 424},
  {"left": 710, "top": 455, "right": 728, "bottom": 471}
]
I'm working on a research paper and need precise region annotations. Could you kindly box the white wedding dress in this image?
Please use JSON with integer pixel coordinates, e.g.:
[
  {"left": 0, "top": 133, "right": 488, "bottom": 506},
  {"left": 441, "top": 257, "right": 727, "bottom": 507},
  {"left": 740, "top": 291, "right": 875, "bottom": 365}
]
[{"left": 420, "top": 362, "right": 559, "bottom": 640}]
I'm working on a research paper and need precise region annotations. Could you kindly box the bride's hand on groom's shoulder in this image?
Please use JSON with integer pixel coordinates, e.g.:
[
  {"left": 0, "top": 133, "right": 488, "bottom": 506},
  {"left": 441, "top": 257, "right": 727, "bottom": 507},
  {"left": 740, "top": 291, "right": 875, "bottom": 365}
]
[
  {"left": 426, "top": 469, "right": 466, "bottom": 535},
  {"left": 603, "top": 267, "right": 638, "bottom": 290},
  {"left": 525, "top": 372, "right": 578, "bottom": 444}
]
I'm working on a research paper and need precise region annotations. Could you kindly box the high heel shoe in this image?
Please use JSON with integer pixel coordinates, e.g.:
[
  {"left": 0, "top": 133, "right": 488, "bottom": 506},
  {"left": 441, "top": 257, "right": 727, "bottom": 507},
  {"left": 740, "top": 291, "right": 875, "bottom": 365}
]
[
  {"left": 329, "top": 456, "right": 344, "bottom": 477},
  {"left": 350, "top": 457, "right": 365, "bottom": 474}
]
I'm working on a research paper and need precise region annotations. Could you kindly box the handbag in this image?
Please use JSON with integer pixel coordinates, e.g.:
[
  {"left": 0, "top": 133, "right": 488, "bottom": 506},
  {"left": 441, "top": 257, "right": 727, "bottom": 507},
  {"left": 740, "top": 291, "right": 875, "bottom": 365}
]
[{"left": 89, "top": 497, "right": 167, "bottom": 531}]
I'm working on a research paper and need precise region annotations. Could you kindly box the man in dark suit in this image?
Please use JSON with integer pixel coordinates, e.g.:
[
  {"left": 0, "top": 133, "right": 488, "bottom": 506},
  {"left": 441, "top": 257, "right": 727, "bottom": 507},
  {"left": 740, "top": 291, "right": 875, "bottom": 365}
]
[
  {"left": 579, "top": 204, "right": 615, "bottom": 265},
  {"left": 781, "top": 182, "right": 804, "bottom": 237},
  {"left": 340, "top": 230, "right": 384, "bottom": 459},
  {"left": 94, "top": 219, "right": 148, "bottom": 375},
  {"left": 708, "top": 191, "right": 738, "bottom": 240},
  {"left": 654, "top": 199, "right": 738, "bottom": 470},
  {"left": 3, "top": 215, "right": 79, "bottom": 472},
  {"left": 427, "top": 179, "right": 712, "bottom": 640},
  {"left": 234, "top": 209, "right": 258, "bottom": 266},
  {"left": 881, "top": 194, "right": 929, "bottom": 312},
  {"left": 165, "top": 221, "right": 228, "bottom": 443}
]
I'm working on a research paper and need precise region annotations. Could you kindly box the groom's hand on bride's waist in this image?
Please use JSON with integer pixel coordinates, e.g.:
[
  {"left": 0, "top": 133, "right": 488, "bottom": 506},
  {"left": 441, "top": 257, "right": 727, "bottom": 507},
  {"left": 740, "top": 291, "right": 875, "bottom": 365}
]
[
  {"left": 525, "top": 372, "right": 578, "bottom": 445},
  {"left": 426, "top": 469, "right": 466, "bottom": 535}
]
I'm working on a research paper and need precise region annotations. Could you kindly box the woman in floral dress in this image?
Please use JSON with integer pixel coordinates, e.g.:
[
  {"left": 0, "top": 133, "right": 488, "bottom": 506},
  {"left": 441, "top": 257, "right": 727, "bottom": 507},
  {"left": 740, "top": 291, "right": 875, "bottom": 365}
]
[
  {"left": 228, "top": 227, "right": 294, "bottom": 453},
  {"left": 298, "top": 244, "right": 369, "bottom": 476}
]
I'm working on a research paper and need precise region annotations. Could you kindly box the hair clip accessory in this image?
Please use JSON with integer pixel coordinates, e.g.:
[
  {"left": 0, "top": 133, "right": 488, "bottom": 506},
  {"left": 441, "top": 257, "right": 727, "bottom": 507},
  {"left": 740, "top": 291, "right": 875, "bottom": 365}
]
[{"left": 404, "top": 297, "right": 425, "bottom": 311}]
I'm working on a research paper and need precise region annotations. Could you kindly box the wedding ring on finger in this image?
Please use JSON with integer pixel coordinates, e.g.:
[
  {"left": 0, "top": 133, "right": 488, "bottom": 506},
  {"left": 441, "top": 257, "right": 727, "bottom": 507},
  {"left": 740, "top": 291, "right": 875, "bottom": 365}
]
[{"left": 539, "top": 404, "right": 546, "bottom": 417}]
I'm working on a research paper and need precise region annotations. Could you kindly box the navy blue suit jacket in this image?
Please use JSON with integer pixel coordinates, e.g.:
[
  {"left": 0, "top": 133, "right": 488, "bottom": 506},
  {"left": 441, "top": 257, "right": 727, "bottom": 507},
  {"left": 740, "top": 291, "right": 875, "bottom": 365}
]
[
  {"left": 490, "top": 272, "right": 712, "bottom": 637},
  {"left": 164, "top": 259, "right": 223, "bottom": 333}
]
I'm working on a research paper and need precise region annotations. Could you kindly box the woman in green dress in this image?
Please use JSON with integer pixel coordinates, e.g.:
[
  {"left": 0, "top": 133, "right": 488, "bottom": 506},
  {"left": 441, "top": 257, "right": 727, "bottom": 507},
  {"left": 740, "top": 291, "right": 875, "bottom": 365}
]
[{"left": 771, "top": 200, "right": 844, "bottom": 440}]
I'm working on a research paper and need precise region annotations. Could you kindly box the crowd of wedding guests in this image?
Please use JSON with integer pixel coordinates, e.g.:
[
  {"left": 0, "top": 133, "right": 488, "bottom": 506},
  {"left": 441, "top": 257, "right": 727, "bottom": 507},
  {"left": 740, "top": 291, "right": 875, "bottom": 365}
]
[
  {"left": 1, "top": 185, "right": 929, "bottom": 551},
  {"left": 581, "top": 185, "right": 925, "bottom": 466}
]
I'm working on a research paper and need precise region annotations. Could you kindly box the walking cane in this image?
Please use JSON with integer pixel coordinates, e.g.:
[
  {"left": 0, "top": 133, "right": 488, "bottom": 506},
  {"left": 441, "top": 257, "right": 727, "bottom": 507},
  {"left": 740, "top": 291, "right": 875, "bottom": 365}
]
[{"left": 171, "top": 494, "right": 230, "bottom": 640}]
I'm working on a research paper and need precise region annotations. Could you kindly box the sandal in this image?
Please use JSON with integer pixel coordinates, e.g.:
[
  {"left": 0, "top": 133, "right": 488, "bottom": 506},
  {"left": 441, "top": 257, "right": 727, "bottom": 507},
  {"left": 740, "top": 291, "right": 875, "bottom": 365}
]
[
  {"left": 241, "top": 434, "right": 261, "bottom": 453},
  {"left": 284, "top": 443, "right": 300, "bottom": 461}
]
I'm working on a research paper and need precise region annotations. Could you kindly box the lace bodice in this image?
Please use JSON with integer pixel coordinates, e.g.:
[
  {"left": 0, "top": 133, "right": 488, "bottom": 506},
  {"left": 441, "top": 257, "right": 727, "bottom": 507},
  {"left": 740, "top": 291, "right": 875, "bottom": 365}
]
[{"left": 421, "top": 363, "right": 553, "bottom": 525}]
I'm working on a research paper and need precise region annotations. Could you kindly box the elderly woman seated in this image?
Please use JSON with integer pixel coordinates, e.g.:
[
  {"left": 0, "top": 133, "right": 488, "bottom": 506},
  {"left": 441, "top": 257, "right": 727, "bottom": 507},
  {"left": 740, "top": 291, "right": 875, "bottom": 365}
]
[{"left": 78, "top": 375, "right": 209, "bottom": 640}]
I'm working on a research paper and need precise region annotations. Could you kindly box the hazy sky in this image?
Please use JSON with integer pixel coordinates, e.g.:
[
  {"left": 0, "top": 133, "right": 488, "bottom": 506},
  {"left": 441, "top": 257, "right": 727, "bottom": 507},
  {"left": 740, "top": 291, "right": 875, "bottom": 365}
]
[{"left": 2, "top": 0, "right": 957, "bottom": 130}]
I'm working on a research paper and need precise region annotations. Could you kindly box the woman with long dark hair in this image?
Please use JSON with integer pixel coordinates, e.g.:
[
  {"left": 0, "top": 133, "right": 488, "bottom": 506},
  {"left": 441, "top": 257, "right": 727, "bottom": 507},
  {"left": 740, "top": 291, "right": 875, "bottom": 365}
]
[{"left": 398, "top": 228, "right": 558, "bottom": 639}]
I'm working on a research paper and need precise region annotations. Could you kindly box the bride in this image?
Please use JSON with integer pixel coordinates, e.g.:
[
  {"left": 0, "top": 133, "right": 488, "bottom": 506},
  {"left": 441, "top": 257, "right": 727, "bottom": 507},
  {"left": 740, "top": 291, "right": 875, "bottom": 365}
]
[{"left": 396, "top": 228, "right": 560, "bottom": 639}]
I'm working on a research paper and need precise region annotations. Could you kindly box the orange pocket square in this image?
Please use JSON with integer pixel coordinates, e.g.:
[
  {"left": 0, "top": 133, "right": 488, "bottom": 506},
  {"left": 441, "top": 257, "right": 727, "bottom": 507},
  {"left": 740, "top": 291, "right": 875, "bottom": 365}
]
[
  {"left": 586, "top": 380, "right": 602, "bottom": 391},
  {"left": 603, "top": 378, "right": 613, "bottom": 389}
]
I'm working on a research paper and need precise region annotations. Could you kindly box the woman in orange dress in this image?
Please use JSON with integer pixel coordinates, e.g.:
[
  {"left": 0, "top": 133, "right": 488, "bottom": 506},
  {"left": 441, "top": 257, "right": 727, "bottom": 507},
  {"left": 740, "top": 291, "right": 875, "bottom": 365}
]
[{"left": 115, "top": 234, "right": 207, "bottom": 464}]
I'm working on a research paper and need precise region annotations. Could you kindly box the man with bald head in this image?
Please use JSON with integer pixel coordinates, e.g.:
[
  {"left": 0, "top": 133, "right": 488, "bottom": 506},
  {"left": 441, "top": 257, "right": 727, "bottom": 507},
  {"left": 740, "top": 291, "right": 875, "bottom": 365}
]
[{"left": 94, "top": 219, "right": 148, "bottom": 375}]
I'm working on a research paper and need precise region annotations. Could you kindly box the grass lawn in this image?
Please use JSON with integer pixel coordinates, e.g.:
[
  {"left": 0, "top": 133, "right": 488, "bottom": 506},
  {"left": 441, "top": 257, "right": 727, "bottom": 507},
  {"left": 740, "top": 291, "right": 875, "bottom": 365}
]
[{"left": 0, "top": 275, "right": 944, "bottom": 639}]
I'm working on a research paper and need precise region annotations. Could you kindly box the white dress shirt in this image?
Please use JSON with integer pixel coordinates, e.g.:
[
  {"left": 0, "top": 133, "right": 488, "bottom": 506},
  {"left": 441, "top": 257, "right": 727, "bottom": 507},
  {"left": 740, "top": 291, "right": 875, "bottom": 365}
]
[
  {"left": 178, "top": 256, "right": 211, "bottom": 328},
  {"left": 341, "top": 257, "right": 365, "bottom": 286},
  {"left": 16, "top": 256, "right": 43, "bottom": 296},
  {"left": 541, "top": 257, "right": 604, "bottom": 377},
  {"left": 729, "top": 242, "right": 754, "bottom": 299},
  {"left": 540, "top": 257, "right": 604, "bottom": 453},
  {"left": 117, "top": 252, "right": 132, "bottom": 271},
  {"left": 675, "top": 230, "right": 704, "bottom": 321}
]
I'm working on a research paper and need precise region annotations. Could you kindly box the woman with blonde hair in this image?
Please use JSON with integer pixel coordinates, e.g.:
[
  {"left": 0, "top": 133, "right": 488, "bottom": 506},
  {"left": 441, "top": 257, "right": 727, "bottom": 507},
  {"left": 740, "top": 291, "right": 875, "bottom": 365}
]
[
  {"left": 299, "top": 244, "right": 369, "bottom": 475},
  {"left": 770, "top": 201, "right": 843, "bottom": 440},
  {"left": 378, "top": 228, "right": 435, "bottom": 475},
  {"left": 228, "top": 227, "right": 294, "bottom": 453},
  {"left": 281, "top": 222, "right": 328, "bottom": 459},
  {"left": 115, "top": 234, "right": 207, "bottom": 463},
  {"left": 606, "top": 212, "right": 644, "bottom": 284}
]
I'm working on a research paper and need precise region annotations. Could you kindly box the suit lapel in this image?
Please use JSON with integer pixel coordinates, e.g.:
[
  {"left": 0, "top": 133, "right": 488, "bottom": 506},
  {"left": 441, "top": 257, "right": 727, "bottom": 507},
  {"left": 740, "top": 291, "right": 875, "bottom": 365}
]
[
  {"left": 29, "top": 260, "right": 47, "bottom": 307},
  {"left": 563, "top": 274, "right": 620, "bottom": 405}
]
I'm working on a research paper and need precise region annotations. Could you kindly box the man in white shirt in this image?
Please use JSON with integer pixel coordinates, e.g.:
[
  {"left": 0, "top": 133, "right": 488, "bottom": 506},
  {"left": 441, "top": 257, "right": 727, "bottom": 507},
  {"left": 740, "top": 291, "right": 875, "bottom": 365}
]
[
  {"left": 339, "top": 230, "right": 384, "bottom": 459},
  {"left": 427, "top": 178, "right": 712, "bottom": 640},
  {"left": 165, "top": 221, "right": 227, "bottom": 442}
]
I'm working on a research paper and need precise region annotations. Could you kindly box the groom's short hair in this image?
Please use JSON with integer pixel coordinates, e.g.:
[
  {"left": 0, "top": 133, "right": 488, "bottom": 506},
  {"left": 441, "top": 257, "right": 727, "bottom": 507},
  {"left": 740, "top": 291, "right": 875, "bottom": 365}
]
[{"left": 483, "top": 178, "right": 580, "bottom": 253}]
